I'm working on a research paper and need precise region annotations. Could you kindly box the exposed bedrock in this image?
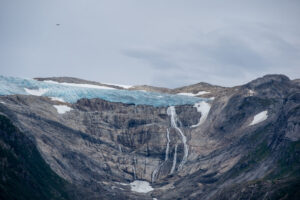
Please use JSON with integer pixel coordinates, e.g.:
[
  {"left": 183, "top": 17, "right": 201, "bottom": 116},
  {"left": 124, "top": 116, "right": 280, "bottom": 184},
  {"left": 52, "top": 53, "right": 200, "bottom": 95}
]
[{"left": 0, "top": 74, "right": 299, "bottom": 199}]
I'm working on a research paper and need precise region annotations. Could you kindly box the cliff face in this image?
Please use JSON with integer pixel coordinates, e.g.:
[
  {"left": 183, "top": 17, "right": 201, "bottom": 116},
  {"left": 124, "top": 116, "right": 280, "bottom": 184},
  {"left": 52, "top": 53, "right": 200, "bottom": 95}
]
[
  {"left": 0, "top": 74, "right": 299, "bottom": 199},
  {"left": 0, "top": 114, "right": 73, "bottom": 200}
]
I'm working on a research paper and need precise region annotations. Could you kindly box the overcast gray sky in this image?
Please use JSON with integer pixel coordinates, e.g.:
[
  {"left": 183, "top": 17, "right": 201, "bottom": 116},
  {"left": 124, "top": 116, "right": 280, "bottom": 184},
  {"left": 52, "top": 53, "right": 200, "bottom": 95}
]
[{"left": 0, "top": 0, "right": 299, "bottom": 88}]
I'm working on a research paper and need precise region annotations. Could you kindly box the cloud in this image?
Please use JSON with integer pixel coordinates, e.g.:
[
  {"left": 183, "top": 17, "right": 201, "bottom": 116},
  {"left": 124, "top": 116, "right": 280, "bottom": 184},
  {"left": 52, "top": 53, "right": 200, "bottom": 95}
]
[
  {"left": 1, "top": 0, "right": 300, "bottom": 88},
  {"left": 122, "top": 48, "right": 180, "bottom": 70},
  {"left": 122, "top": 23, "right": 300, "bottom": 87}
]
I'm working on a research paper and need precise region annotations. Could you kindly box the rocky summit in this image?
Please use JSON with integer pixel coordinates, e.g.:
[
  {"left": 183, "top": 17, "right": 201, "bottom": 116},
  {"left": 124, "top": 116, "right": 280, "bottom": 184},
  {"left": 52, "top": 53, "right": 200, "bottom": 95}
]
[{"left": 0, "top": 74, "right": 299, "bottom": 200}]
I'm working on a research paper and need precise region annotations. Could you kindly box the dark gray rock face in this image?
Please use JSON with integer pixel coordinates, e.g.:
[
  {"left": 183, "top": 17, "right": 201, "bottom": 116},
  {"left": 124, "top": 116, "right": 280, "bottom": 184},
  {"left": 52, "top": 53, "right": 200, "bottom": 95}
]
[{"left": 0, "top": 74, "right": 299, "bottom": 199}]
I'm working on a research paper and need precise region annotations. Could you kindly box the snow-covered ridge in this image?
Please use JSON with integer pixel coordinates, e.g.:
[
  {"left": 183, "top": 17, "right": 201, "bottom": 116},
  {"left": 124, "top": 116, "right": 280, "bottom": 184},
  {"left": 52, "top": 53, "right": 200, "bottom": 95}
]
[
  {"left": 104, "top": 83, "right": 133, "bottom": 89},
  {"left": 44, "top": 80, "right": 116, "bottom": 90},
  {"left": 249, "top": 111, "right": 268, "bottom": 126}
]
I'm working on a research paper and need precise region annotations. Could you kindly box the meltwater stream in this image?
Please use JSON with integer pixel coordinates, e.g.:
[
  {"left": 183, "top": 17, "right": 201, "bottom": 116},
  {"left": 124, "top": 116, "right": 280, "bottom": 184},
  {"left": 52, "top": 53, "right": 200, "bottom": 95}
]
[
  {"left": 167, "top": 106, "right": 189, "bottom": 171},
  {"left": 0, "top": 76, "right": 206, "bottom": 107}
]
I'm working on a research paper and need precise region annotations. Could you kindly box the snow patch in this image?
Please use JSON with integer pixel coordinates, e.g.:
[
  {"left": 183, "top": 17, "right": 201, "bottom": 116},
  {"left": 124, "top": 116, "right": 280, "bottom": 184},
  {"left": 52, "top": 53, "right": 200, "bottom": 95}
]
[
  {"left": 50, "top": 97, "right": 65, "bottom": 102},
  {"left": 104, "top": 83, "right": 132, "bottom": 89},
  {"left": 44, "top": 80, "right": 115, "bottom": 90},
  {"left": 0, "top": 101, "right": 5, "bottom": 104},
  {"left": 115, "top": 182, "right": 128, "bottom": 186},
  {"left": 130, "top": 180, "right": 154, "bottom": 193},
  {"left": 191, "top": 101, "right": 211, "bottom": 127},
  {"left": 111, "top": 186, "right": 124, "bottom": 191},
  {"left": 25, "top": 88, "right": 48, "bottom": 96},
  {"left": 249, "top": 111, "right": 268, "bottom": 126},
  {"left": 196, "top": 91, "right": 210, "bottom": 95},
  {"left": 177, "top": 91, "right": 210, "bottom": 97},
  {"left": 248, "top": 89, "right": 255, "bottom": 96},
  {"left": 53, "top": 105, "right": 72, "bottom": 114},
  {"left": 177, "top": 92, "right": 196, "bottom": 97}
]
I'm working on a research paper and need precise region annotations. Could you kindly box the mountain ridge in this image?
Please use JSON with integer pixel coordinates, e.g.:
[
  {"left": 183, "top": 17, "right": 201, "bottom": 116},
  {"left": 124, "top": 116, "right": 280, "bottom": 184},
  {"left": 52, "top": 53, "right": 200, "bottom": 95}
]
[{"left": 0, "top": 74, "right": 299, "bottom": 199}]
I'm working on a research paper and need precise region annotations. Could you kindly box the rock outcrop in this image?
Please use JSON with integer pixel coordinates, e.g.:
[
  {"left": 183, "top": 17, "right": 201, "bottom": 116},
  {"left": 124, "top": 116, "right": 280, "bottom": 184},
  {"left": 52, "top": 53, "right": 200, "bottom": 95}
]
[{"left": 0, "top": 74, "right": 299, "bottom": 199}]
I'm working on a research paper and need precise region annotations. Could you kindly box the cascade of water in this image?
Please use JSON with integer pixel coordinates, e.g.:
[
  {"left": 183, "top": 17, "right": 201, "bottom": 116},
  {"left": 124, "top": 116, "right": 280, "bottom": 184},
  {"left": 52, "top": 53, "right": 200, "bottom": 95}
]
[
  {"left": 165, "top": 128, "right": 170, "bottom": 161},
  {"left": 151, "top": 163, "right": 160, "bottom": 183},
  {"left": 133, "top": 156, "right": 137, "bottom": 180},
  {"left": 170, "top": 144, "right": 178, "bottom": 174},
  {"left": 167, "top": 106, "right": 188, "bottom": 171},
  {"left": 151, "top": 129, "right": 172, "bottom": 183},
  {"left": 118, "top": 144, "right": 122, "bottom": 153}
]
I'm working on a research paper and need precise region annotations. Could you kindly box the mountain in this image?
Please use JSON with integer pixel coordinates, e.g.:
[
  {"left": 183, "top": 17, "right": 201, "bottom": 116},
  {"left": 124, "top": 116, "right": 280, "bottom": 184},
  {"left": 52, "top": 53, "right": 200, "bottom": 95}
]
[
  {"left": 34, "top": 77, "right": 125, "bottom": 90},
  {"left": 33, "top": 76, "right": 222, "bottom": 97},
  {"left": 0, "top": 74, "right": 299, "bottom": 199}
]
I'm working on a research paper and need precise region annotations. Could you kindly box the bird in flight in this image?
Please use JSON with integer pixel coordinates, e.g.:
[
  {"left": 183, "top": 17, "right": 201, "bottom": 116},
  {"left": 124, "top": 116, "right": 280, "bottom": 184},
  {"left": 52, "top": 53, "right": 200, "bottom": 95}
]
[{"left": 56, "top": 24, "right": 60, "bottom": 26}]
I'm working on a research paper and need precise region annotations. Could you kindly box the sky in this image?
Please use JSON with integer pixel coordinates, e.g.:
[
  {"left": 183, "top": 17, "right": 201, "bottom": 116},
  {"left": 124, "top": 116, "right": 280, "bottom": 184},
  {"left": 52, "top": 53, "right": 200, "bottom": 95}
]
[{"left": 0, "top": 0, "right": 299, "bottom": 88}]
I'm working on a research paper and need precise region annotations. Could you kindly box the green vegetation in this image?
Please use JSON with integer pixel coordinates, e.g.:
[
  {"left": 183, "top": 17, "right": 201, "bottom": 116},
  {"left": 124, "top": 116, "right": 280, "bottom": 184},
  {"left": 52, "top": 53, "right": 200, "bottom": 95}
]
[
  {"left": 222, "top": 125, "right": 300, "bottom": 199},
  {"left": 230, "top": 140, "right": 271, "bottom": 178},
  {"left": 269, "top": 140, "right": 300, "bottom": 179},
  {"left": 0, "top": 115, "right": 72, "bottom": 200}
]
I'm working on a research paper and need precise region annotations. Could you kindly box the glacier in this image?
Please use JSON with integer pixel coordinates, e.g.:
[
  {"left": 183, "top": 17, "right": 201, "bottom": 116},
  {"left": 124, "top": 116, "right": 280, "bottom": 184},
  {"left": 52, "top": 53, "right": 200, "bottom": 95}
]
[{"left": 0, "top": 76, "right": 207, "bottom": 107}]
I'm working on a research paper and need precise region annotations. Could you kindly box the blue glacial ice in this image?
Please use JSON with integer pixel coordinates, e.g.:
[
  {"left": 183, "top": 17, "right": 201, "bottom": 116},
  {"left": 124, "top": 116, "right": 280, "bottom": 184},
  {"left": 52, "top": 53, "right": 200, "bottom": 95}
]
[{"left": 0, "top": 76, "right": 207, "bottom": 107}]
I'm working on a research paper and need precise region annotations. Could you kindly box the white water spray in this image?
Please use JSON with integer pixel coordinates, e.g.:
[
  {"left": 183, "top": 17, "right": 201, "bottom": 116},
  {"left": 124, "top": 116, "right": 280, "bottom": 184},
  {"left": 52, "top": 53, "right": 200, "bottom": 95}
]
[
  {"left": 165, "top": 128, "right": 170, "bottom": 161},
  {"left": 170, "top": 144, "right": 178, "bottom": 174},
  {"left": 167, "top": 106, "right": 188, "bottom": 171}
]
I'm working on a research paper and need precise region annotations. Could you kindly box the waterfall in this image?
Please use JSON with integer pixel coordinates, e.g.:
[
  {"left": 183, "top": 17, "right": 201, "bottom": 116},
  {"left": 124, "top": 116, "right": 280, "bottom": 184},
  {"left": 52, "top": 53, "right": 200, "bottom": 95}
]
[
  {"left": 167, "top": 106, "right": 188, "bottom": 171},
  {"left": 170, "top": 144, "right": 178, "bottom": 174},
  {"left": 165, "top": 128, "right": 170, "bottom": 161},
  {"left": 151, "top": 163, "right": 161, "bottom": 183},
  {"left": 133, "top": 156, "right": 137, "bottom": 180},
  {"left": 118, "top": 144, "right": 122, "bottom": 153},
  {"left": 151, "top": 129, "right": 171, "bottom": 183}
]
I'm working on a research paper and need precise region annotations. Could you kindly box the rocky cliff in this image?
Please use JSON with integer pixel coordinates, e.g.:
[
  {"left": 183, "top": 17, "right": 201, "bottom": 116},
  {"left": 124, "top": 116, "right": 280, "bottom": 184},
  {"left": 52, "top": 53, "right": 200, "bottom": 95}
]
[{"left": 0, "top": 74, "right": 299, "bottom": 199}]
